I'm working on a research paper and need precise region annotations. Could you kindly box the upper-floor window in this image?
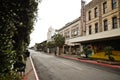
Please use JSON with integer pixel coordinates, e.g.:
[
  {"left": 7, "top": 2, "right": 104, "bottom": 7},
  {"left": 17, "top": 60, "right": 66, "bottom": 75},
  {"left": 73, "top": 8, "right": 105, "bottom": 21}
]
[
  {"left": 94, "top": 7, "right": 98, "bottom": 18},
  {"left": 95, "top": 23, "right": 98, "bottom": 33},
  {"left": 89, "top": 25, "right": 92, "bottom": 34},
  {"left": 104, "top": 20, "right": 108, "bottom": 31},
  {"left": 112, "top": 0, "right": 117, "bottom": 10},
  {"left": 65, "top": 31, "right": 70, "bottom": 39},
  {"left": 103, "top": 2, "right": 107, "bottom": 14},
  {"left": 112, "top": 16, "right": 117, "bottom": 29},
  {"left": 88, "top": 11, "right": 91, "bottom": 20},
  {"left": 71, "top": 27, "right": 79, "bottom": 37}
]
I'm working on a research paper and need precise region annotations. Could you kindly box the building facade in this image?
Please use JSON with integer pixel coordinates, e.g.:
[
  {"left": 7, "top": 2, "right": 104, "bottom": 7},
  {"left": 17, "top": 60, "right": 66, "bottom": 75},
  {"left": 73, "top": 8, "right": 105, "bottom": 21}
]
[
  {"left": 47, "top": 26, "right": 55, "bottom": 42},
  {"left": 84, "top": 0, "right": 120, "bottom": 54},
  {"left": 58, "top": 17, "right": 81, "bottom": 54},
  {"left": 58, "top": 0, "right": 120, "bottom": 57}
]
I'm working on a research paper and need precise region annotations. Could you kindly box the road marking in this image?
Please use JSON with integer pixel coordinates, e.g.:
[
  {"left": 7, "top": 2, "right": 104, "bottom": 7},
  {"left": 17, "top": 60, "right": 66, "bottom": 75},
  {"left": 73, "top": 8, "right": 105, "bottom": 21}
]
[{"left": 30, "top": 56, "right": 40, "bottom": 80}]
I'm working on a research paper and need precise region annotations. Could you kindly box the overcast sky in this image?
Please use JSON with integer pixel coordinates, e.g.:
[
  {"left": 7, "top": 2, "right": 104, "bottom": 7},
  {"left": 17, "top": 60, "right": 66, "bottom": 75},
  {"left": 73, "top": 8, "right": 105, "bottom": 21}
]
[{"left": 29, "top": 0, "right": 92, "bottom": 47}]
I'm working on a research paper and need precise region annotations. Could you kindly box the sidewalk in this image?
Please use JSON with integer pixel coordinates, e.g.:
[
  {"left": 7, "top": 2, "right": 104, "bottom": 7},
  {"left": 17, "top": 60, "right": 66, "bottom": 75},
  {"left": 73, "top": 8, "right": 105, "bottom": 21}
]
[
  {"left": 58, "top": 54, "right": 120, "bottom": 69},
  {"left": 22, "top": 56, "right": 39, "bottom": 80}
]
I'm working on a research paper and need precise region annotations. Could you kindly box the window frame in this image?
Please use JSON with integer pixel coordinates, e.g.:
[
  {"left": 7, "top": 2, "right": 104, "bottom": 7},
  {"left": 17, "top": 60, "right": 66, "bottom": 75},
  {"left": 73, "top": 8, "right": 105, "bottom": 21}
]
[
  {"left": 103, "top": 2, "right": 107, "bottom": 14},
  {"left": 89, "top": 25, "right": 92, "bottom": 34},
  {"left": 71, "top": 27, "right": 79, "bottom": 37},
  {"left": 88, "top": 11, "right": 91, "bottom": 20},
  {"left": 111, "top": 0, "right": 117, "bottom": 10},
  {"left": 94, "top": 7, "right": 98, "bottom": 18},
  {"left": 112, "top": 16, "right": 117, "bottom": 29},
  {"left": 95, "top": 23, "right": 98, "bottom": 33},
  {"left": 104, "top": 20, "right": 108, "bottom": 31}
]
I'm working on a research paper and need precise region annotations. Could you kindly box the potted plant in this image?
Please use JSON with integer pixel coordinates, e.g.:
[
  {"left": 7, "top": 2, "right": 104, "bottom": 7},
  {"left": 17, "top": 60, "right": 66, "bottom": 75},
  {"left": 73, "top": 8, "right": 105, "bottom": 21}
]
[
  {"left": 82, "top": 45, "right": 92, "bottom": 58},
  {"left": 104, "top": 46, "right": 115, "bottom": 61}
]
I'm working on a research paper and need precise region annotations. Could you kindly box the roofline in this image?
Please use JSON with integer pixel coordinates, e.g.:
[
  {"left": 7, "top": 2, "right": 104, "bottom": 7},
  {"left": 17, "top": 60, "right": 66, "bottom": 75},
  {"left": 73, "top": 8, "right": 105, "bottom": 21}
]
[{"left": 58, "top": 17, "right": 81, "bottom": 31}]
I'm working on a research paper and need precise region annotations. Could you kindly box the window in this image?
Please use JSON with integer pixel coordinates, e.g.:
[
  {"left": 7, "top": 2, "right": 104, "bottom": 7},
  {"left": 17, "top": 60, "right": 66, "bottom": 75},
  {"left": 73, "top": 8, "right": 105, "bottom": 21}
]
[
  {"left": 104, "top": 20, "right": 108, "bottom": 31},
  {"left": 112, "top": 17, "right": 117, "bottom": 29},
  {"left": 71, "top": 28, "right": 79, "bottom": 37},
  {"left": 94, "top": 7, "right": 98, "bottom": 18},
  {"left": 88, "top": 11, "right": 91, "bottom": 20},
  {"left": 65, "top": 31, "right": 70, "bottom": 39},
  {"left": 95, "top": 23, "right": 98, "bottom": 33},
  {"left": 103, "top": 2, "right": 107, "bottom": 14},
  {"left": 89, "top": 25, "right": 92, "bottom": 34},
  {"left": 112, "top": 0, "right": 117, "bottom": 10}
]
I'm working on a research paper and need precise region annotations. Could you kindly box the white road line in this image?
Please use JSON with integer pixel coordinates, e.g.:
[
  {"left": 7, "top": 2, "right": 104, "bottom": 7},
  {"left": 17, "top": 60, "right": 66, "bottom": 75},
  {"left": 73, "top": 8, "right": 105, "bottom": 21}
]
[{"left": 30, "top": 56, "right": 40, "bottom": 80}]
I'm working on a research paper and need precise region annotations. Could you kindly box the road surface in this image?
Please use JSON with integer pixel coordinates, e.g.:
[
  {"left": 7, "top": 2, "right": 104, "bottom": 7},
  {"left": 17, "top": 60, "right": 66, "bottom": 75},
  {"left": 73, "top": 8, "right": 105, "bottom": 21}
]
[{"left": 30, "top": 50, "right": 120, "bottom": 80}]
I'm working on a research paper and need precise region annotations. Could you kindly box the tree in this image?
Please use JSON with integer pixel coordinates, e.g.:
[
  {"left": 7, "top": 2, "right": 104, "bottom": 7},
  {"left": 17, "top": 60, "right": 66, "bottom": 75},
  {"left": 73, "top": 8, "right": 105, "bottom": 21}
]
[
  {"left": 46, "top": 41, "right": 55, "bottom": 53},
  {"left": 54, "top": 34, "right": 65, "bottom": 55},
  {"left": 35, "top": 43, "right": 41, "bottom": 51},
  {"left": 41, "top": 41, "right": 47, "bottom": 52},
  {"left": 0, "top": 0, "right": 40, "bottom": 79},
  {"left": 54, "top": 34, "right": 65, "bottom": 47},
  {"left": 12, "top": 0, "right": 39, "bottom": 53},
  {"left": 46, "top": 41, "right": 55, "bottom": 48}
]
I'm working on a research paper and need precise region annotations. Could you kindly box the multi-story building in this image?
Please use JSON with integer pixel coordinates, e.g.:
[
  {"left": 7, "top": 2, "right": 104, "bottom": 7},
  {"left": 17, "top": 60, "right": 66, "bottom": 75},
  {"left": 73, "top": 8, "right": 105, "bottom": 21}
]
[
  {"left": 83, "top": 0, "right": 120, "bottom": 54},
  {"left": 58, "top": 17, "right": 81, "bottom": 54},
  {"left": 58, "top": 0, "right": 120, "bottom": 58}
]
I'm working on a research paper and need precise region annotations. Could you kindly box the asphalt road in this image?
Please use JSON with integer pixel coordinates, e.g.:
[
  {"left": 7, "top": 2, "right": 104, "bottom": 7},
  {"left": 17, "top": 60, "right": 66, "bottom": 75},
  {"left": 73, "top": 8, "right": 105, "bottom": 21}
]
[{"left": 30, "top": 50, "right": 120, "bottom": 80}]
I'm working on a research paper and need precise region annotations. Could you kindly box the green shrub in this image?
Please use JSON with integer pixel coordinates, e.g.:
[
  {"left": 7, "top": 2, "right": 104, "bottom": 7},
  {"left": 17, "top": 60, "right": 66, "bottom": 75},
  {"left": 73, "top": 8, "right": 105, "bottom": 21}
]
[
  {"left": 0, "top": 71, "right": 21, "bottom": 80},
  {"left": 104, "top": 46, "right": 115, "bottom": 61}
]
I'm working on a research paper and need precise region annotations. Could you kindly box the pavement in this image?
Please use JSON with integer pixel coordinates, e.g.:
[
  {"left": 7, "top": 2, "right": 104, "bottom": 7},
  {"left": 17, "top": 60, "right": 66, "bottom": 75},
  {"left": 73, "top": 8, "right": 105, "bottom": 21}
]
[
  {"left": 22, "top": 56, "right": 39, "bottom": 80},
  {"left": 58, "top": 54, "right": 120, "bottom": 69}
]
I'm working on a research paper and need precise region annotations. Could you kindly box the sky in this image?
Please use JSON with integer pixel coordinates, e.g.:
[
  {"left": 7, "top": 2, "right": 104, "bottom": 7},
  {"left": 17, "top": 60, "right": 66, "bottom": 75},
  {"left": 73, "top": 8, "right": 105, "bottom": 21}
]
[{"left": 29, "top": 0, "right": 92, "bottom": 47}]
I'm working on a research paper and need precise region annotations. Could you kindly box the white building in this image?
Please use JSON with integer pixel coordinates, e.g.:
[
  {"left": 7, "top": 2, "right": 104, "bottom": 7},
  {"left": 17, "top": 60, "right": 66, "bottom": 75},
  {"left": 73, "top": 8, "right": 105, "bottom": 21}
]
[{"left": 47, "top": 26, "right": 55, "bottom": 42}]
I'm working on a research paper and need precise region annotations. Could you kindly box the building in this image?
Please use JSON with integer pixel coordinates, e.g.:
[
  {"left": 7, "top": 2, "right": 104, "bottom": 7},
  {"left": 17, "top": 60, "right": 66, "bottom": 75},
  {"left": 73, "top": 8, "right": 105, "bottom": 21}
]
[
  {"left": 83, "top": 0, "right": 120, "bottom": 54},
  {"left": 47, "top": 26, "right": 55, "bottom": 42},
  {"left": 58, "top": 17, "right": 81, "bottom": 54},
  {"left": 58, "top": 0, "right": 120, "bottom": 59}
]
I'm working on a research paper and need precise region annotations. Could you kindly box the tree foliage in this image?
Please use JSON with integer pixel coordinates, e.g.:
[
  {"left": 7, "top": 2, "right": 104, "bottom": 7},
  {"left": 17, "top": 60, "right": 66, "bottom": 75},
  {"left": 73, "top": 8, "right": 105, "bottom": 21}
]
[
  {"left": 54, "top": 34, "right": 65, "bottom": 47},
  {"left": 0, "top": 0, "right": 40, "bottom": 78},
  {"left": 35, "top": 41, "right": 47, "bottom": 51},
  {"left": 46, "top": 41, "right": 55, "bottom": 48}
]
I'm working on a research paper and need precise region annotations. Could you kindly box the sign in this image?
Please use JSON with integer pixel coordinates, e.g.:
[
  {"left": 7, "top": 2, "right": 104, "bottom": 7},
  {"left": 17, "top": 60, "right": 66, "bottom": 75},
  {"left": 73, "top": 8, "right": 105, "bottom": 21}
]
[{"left": 81, "top": 0, "right": 86, "bottom": 33}]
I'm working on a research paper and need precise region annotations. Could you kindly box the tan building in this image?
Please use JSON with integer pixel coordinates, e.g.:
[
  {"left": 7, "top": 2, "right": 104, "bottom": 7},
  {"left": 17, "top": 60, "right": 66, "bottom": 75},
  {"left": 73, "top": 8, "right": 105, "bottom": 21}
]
[
  {"left": 58, "top": 17, "right": 81, "bottom": 54},
  {"left": 58, "top": 0, "right": 120, "bottom": 58},
  {"left": 83, "top": 0, "right": 120, "bottom": 53}
]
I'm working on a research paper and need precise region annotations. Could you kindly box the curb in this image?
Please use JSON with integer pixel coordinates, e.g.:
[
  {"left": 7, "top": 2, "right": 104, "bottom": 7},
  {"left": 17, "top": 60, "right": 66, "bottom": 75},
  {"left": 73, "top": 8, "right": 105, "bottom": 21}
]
[
  {"left": 30, "top": 56, "right": 40, "bottom": 80},
  {"left": 59, "top": 55, "right": 120, "bottom": 69}
]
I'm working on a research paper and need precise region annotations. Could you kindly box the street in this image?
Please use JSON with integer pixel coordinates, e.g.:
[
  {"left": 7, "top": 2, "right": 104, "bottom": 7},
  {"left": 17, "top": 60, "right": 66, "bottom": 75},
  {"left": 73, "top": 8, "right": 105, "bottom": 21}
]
[{"left": 30, "top": 50, "right": 120, "bottom": 80}]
